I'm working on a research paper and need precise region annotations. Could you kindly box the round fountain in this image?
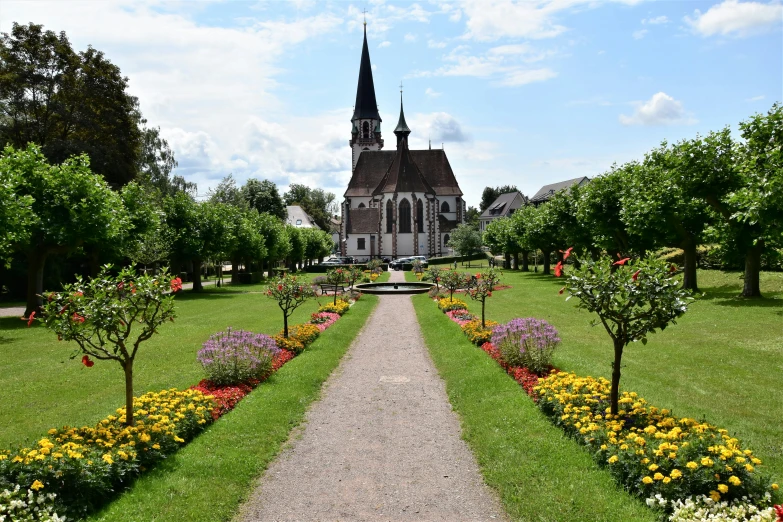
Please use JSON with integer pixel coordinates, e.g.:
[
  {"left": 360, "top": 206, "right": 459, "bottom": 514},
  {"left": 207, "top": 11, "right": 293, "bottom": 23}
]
[{"left": 354, "top": 282, "right": 435, "bottom": 295}]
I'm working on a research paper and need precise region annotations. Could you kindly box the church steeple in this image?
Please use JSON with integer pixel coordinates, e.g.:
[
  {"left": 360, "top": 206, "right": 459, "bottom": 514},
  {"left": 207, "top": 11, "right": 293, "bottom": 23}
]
[
  {"left": 349, "top": 22, "right": 383, "bottom": 172},
  {"left": 394, "top": 88, "right": 411, "bottom": 148}
]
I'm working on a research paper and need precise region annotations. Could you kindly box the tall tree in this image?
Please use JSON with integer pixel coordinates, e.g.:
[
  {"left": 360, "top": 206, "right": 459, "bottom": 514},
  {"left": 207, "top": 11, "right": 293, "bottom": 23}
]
[
  {"left": 465, "top": 206, "right": 480, "bottom": 231},
  {"left": 0, "top": 23, "right": 143, "bottom": 187},
  {"left": 2, "top": 144, "right": 124, "bottom": 316},
  {"left": 136, "top": 123, "right": 193, "bottom": 198},
  {"left": 519, "top": 203, "right": 560, "bottom": 275},
  {"left": 479, "top": 185, "right": 520, "bottom": 213},
  {"left": 243, "top": 178, "right": 285, "bottom": 219},
  {"left": 283, "top": 184, "right": 337, "bottom": 230},
  {"left": 483, "top": 217, "right": 521, "bottom": 269},
  {"left": 208, "top": 174, "right": 246, "bottom": 208},
  {"left": 448, "top": 223, "right": 483, "bottom": 261}
]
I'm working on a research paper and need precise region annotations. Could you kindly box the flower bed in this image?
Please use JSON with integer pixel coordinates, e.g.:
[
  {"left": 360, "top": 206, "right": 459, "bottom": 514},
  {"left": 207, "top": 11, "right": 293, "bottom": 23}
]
[
  {"left": 534, "top": 372, "right": 779, "bottom": 510},
  {"left": 445, "top": 309, "right": 475, "bottom": 327},
  {"left": 437, "top": 297, "right": 468, "bottom": 312},
  {"left": 460, "top": 319, "right": 498, "bottom": 345},
  {"left": 317, "top": 300, "right": 350, "bottom": 315},
  {"left": 311, "top": 312, "right": 340, "bottom": 332}
]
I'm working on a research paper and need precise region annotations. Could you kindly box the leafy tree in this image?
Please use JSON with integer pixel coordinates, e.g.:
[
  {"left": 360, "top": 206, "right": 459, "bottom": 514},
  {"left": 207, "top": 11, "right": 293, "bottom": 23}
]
[
  {"left": 575, "top": 165, "right": 634, "bottom": 259},
  {"left": 285, "top": 225, "right": 305, "bottom": 270},
  {"left": 243, "top": 178, "right": 285, "bottom": 220},
  {"left": 466, "top": 268, "right": 501, "bottom": 328},
  {"left": 465, "top": 205, "right": 480, "bottom": 230},
  {"left": 266, "top": 274, "right": 314, "bottom": 338},
  {"left": 561, "top": 255, "right": 692, "bottom": 415},
  {"left": 483, "top": 217, "right": 521, "bottom": 269},
  {"left": 136, "top": 123, "right": 193, "bottom": 198},
  {"left": 480, "top": 185, "right": 519, "bottom": 213},
  {"left": 0, "top": 154, "right": 33, "bottom": 266},
  {"left": 518, "top": 203, "right": 559, "bottom": 275},
  {"left": 225, "top": 208, "right": 266, "bottom": 278},
  {"left": 440, "top": 269, "right": 471, "bottom": 302},
  {"left": 302, "top": 227, "right": 333, "bottom": 266},
  {"left": 283, "top": 184, "right": 337, "bottom": 230},
  {"left": 0, "top": 23, "right": 143, "bottom": 187},
  {"left": 39, "top": 266, "right": 179, "bottom": 426},
  {"left": 425, "top": 265, "right": 445, "bottom": 291},
  {"left": 257, "top": 212, "right": 290, "bottom": 276},
  {"left": 209, "top": 174, "right": 247, "bottom": 208},
  {"left": 2, "top": 144, "right": 124, "bottom": 316},
  {"left": 325, "top": 268, "right": 346, "bottom": 305},
  {"left": 448, "top": 223, "right": 483, "bottom": 262}
]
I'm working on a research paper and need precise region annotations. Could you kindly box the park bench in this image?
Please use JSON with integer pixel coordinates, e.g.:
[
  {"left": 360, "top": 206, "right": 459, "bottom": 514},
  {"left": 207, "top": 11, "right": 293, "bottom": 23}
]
[{"left": 318, "top": 284, "right": 346, "bottom": 296}]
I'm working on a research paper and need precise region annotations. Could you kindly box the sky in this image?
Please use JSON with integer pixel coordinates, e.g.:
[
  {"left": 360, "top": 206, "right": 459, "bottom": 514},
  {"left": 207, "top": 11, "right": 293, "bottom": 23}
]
[{"left": 1, "top": 0, "right": 781, "bottom": 209}]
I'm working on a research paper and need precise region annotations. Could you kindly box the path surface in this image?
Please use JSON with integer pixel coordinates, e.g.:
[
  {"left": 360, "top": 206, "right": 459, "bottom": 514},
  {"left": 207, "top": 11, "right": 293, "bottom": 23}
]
[{"left": 237, "top": 270, "right": 508, "bottom": 521}]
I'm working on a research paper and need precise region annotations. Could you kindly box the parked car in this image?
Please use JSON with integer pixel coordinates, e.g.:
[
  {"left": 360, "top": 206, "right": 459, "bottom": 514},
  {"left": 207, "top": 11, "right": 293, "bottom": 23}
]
[
  {"left": 320, "top": 259, "right": 342, "bottom": 265},
  {"left": 388, "top": 257, "right": 411, "bottom": 270}
]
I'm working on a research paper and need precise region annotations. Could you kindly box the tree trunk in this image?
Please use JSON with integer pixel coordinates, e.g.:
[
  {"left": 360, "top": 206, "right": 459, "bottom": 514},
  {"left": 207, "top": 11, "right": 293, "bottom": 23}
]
[
  {"left": 681, "top": 237, "right": 699, "bottom": 292},
  {"left": 521, "top": 251, "right": 529, "bottom": 272},
  {"left": 283, "top": 312, "right": 289, "bottom": 338},
  {"left": 504, "top": 252, "right": 511, "bottom": 269},
  {"left": 124, "top": 361, "right": 134, "bottom": 426},
  {"left": 742, "top": 242, "right": 763, "bottom": 298},
  {"left": 512, "top": 252, "right": 519, "bottom": 270},
  {"left": 25, "top": 250, "right": 49, "bottom": 317},
  {"left": 542, "top": 249, "right": 551, "bottom": 275},
  {"left": 192, "top": 257, "right": 203, "bottom": 291},
  {"left": 481, "top": 299, "right": 486, "bottom": 328},
  {"left": 610, "top": 338, "right": 624, "bottom": 416}
]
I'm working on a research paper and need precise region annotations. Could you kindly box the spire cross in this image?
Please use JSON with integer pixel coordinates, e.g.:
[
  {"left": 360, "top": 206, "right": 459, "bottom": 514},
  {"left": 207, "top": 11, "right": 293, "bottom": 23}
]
[
  {"left": 399, "top": 81, "right": 403, "bottom": 94},
  {"left": 362, "top": 8, "right": 367, "bottom": 26}
]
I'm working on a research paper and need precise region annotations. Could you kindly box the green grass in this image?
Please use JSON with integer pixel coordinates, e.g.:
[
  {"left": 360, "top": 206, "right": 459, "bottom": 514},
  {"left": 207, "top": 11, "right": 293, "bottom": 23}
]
[
  {"left": 0, "top": 284, "right": 361, "bottom": 448},
  {"left": 447, "top": 268, "right": 783, "bottom": 486},
  {"left": 87, "top": 294, "right": 377, "bottom": 521},
  {"left": 412, "top": 294, "right": 656, "bottom": 521}
]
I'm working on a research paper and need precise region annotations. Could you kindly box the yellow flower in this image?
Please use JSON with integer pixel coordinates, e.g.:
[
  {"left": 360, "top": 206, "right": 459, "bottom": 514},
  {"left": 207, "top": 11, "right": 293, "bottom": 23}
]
[
  {"left": 608, "top": 455, "right": 619, "bottom": 464},
  {"left": 152, "top": 443, "right": 161, "bottom": 450},
  {"left": 710, "top": 490, "right": 721, "bottom": 502},
  {"left": 663, "top": 477, "right": 671, "bottom": 484},
  {"left": 701, "top": 457, "right": 713, "bottom": 467},
  {"left": 717, "top": 484, "right": 728, "bottom": 494},
  {"left": 648, "top": 463, "right": 659, "bottom": 471},
  {"left": 30, "top": 480, "right": 45, "bottom": 491},
  {"left": 653, "top": 473, "right": 664, "bottom": 481},
  {"left": 772, "top": 483, "right": 779, "bottom": 491},
  {"left": 686, "top": 461, "right": 698, "bottom": 470},
  {"left": 102, "top": 453, "right": 114, "bottom": 465},
  {"left": 728, "top": 476, "right": 741, "bottom": 486},
  {"left": 642, "top": 476, "right": 653, "bottom": 484},
  {"left": 670, "top": 469, "right": 682, "bottom": 480}
]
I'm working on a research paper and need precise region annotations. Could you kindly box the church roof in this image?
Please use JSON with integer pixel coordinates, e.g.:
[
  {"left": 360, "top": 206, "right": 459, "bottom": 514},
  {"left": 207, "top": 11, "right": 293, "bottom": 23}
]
[
  {"left": 373, "top": 137, "right": 435, "bottom": 196},
  {"left": 344, "top": 149, "right": 462, "bottom": 197},
  {"left": 530, "top": 176, "right": 590, "bottom": 204},
  {"left": 347, "top": 207, "right": 379, "bottom": 233},
  {"left": 352, "top": 26, "right": 381, "bottom": 122}
]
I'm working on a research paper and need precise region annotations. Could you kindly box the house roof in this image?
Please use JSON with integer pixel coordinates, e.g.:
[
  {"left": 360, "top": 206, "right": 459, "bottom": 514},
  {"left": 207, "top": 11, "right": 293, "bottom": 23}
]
[
  {"left": 286, "top": 205, "right": 320, "bottom": 229},
  {"left": 373, "top": 137, "right": 435, "bottom": 196},
  {"left": 347, "top": 207, "right": 379, "bottom": 234},
  {"left": 530, "top": 177, "right": 590, "bottom": 204},
  {"left": 352, "top": 26, "right": 381, "bottom": 122},
  {"left": 345, "top": 149, "right": 462, "bottom": 198},
  {"left": 479, "top": 191, "right": 526, "bottom": 220}
]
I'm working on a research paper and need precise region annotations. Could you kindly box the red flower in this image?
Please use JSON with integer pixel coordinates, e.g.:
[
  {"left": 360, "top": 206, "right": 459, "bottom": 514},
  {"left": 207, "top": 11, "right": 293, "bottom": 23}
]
[
  {"left": 277, "top": 284, "right": 283, "bottom": 291},
  {"left": 559, "top": 286, "right": 565, "bottom": 295},
  {"left": 81, "top": 355, "right": 94, "bottom": 367},
  {"left": 554, "top": 261, "right": 563, "bottom": 277},
  {"left": 632, "top": 270, "right": 641, "bottom": 281},
  {"left": 487, "top": 291, "right": 492, "bottom": 297},
  {"left": 71, "top": 313, "right": 85, "bottom": 323},
  {"left": 670, "top": 264, "right": 678, "bottom": 273},
  {"left": 560, "top": 246, "right": 574, "bottom": 261},
  {"left": 74, "top": 291, "right": 83, "bottom": 297},
  {"left": 170, "top": 277, "right": 183, "bottom": 292},
  {"left": 613, "top": 258, "right": 631, "bottom": 266},
  {"left": 117, "top": 282, "right": 124, "bottom": 290},
  {"left": 26, "top": 311, "right": 36, "bottom": 327}
]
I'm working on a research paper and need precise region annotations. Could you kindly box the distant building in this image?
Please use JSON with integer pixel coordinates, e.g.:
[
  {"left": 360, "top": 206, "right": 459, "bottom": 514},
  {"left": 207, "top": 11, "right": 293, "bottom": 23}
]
[
  {"left": 479, "top": 191, "right": 527, "bottom": 232},
  {"left": 529, "top": 176, "right": 590, "bottom": 206},
  {"left": 329, "top": 215, "right": 341, "bottom": 252},
  {"left": 286, "top": 205, "right": 319, "bottom": 229},
  {"left": 340, "top": 24, "right": 465, "bottom": 260}
]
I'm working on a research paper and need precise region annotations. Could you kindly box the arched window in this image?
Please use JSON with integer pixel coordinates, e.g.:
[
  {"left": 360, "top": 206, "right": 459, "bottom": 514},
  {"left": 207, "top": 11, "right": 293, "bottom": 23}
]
[
  {"left": 417, "top": 199, "right": 424, "bottom": 233},
  {"left": 386, "top": 200, "right": 394, "bottom": 233},
  {"left": 362, "top": 121, "right": 370, "bottom": 139},
  {"left": 358, "top": 202, "right": 366, "bottom": 208},
  {"left": 399, "top": 199, "right": 411, "bottom": 233},
  {"left": 441, "top": 201, "right": 450, "bottom": 213}
]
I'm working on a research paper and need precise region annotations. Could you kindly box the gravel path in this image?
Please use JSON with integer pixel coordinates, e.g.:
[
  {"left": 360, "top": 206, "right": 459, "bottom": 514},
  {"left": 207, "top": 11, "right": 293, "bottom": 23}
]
[{"left": 237, "top": 270, "right": 508, "bottom": 522}]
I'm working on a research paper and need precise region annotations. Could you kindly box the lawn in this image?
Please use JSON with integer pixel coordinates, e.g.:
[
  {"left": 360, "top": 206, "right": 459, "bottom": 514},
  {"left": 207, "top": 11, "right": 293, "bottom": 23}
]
[{"left": 442, "top": 268, "right": 783, "bottom": 485}]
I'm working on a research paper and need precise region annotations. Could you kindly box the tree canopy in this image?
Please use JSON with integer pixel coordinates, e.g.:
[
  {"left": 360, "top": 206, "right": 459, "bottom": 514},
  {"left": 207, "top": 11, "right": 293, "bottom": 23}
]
[{"left": 480, "top": 185, "right": 520, "bottom": 213}]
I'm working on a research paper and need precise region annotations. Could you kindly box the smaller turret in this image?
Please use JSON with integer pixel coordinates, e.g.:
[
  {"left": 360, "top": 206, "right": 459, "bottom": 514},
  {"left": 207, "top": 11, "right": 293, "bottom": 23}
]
[{"left": 394, "top": 92, "right": 411, "bottom": 148}]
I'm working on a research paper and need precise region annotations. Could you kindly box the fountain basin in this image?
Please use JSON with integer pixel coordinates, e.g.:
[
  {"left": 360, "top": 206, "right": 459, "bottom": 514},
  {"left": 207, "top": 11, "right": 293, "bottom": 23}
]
[{"left": 355, "top": 282, "right": 435, "bottom": 295}]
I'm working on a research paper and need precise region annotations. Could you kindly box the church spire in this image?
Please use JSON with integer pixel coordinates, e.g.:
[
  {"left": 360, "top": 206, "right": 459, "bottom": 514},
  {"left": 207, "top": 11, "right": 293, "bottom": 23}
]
[
  {"left": 394, "top": 84, "right": 411, "bottom": 148},
  {"left": 352, "top": 24, "right": 381, "bottom": 122}
]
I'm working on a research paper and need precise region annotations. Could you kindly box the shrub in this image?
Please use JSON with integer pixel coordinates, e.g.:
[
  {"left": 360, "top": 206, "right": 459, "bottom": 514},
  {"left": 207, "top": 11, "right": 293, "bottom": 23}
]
[
  {"left": 461, "top": 319, "right": 498, "bottom": 345},
  {"left": 0, "top": 485, "right": 65, "bottom": 522},
  {"left": 197, "top": 327, "right": 279, "bottom": 386},
  {"left": 437, "top": 297, "right": 467, "bottom": 312},
  {"left": 534, "top": 372, "right": 777, "bottom": 508},
  {"left": 491, "top": 318, "right": 561, "bottom": 374},
  {"left": 318, "top": 301, "right": 350, "bottom": 315}
]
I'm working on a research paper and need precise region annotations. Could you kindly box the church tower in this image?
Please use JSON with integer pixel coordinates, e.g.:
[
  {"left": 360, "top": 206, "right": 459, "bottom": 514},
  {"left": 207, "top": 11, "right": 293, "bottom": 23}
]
[{"left": 349, "top": 23, "right": 383, "bottom": 172}]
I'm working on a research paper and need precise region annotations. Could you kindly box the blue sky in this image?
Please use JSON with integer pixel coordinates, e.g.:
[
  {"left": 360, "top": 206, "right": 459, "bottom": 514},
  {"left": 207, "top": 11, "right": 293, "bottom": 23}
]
[{"left": 2, "top": 0, "right": 781, "bottom": 209}]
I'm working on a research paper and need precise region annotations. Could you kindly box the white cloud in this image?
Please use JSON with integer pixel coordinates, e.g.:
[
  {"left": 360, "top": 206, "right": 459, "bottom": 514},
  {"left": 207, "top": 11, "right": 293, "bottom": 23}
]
[
  {"left": 428, "top": 39, "right": 448, "bottom": 48},
  {"left": 642, "top": 15, "right": 669, "bottom": 25},
  {"left": 497, "top": 68, "right": 557, "bottom": 86},
  {"left": 409, "top": 112, "right": 469, "bottom": 143},
  {"left": 746, "top": 94, "right": 766, "bottom": 102},
  {"left": 378, "top": 40, "right": 392, "bottom": 48},
  {"left": 619, "top": 92, "right": 697, "bottom": 126},
  {"left": 632, "top": 29, "right": 649, "bottom": 39},
  {"left": 685, "top": 0, "right": 783, "bottom": 37},
  {"left": 404, "top": 32, "right": 418, "bottom": 42},
  {"left": 425, "top": 87, "right": 442, "bottom": 97}
]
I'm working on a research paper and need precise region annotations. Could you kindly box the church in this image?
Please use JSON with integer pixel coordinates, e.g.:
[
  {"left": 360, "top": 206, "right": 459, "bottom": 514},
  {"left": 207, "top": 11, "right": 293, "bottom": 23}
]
[{"left": 339, "top": 25, "right": 465, "bottom": 261}]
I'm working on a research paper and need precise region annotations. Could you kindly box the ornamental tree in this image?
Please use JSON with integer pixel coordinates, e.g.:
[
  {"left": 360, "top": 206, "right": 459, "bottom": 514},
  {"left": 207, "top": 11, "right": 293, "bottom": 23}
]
[
  {"left": 39, "top": 266, "right": 178, "bottom": 426},
  {"left": 466, "top": 268, "right": 501, "bottom": 328},
  {"left": 343, "top": 265, "right": 364, "bottom": 293},
  {"left": 448, "top": 224, "right": 483, "bottom": 264},
  {"left": 426, "top": 266, "right": 445, "bottom": 291},
  {"left": 325, "top": 268, "right": 346, "bottom": 305},
  {"left": 440, "top": 269, "right": 471, "bottom": 302},
  {"left": 561, "top": 255, "right": 692, "bottom": 415},
  {"left": 266, "top": 274, "right": 315, "bottom": 337}
]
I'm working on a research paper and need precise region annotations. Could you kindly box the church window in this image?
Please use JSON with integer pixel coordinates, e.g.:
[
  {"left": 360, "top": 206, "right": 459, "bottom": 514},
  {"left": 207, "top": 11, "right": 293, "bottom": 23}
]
[
  {"left": 386, "top": 200, "right": 394, "bottom": 233},
  {"left": 357, "top": 238, "right": 366, "bottom": 250},
  {"left": 417, "top": 199, "right": 424, "bottom": 233},
  {"left": 358, "top": 202, "right": 366, "bottom": 208},
  {"left": 399, "top": 199, "right": 411, "bottom": 233},
  {"left": 441, "top": 201, "right": 450, "bottom": 213},
  {"left": 362, "top": 121, "right": 370, "bottom": 139}
]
